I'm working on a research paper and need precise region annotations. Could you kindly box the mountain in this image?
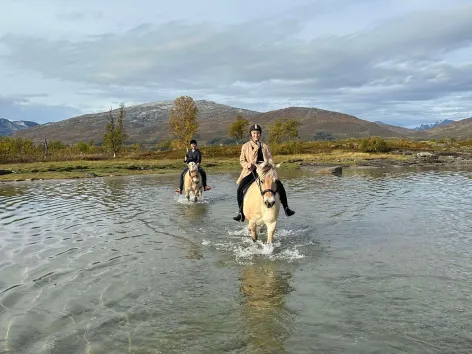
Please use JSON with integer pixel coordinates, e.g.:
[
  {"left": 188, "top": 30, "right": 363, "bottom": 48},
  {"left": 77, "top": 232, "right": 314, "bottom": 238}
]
[
  {"left": 13, "top": 100, "right": 260, "bottom": 145},
  {"left": 414, "top": 119, "right": 455, "bottom": 131},
  {"left": 13, "top": 100, "right": 423, "bottom": 145},
  {"left": 425, "top": 117, "right": 472, "bottom": 139},
  {"left": 251, "top": 107, "right": 416, "bottom": 140},
  {"left": 0, "top": 118, "right": 39, "bottom": 136}
]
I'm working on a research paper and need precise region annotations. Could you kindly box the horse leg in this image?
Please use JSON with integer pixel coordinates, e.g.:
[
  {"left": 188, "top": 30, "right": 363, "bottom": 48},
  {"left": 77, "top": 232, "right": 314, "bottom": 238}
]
[
  {"left": 185, "top": 188, "right": 190, "bottom": 201},
  {"left": 266, "top": 221, "right": 277, "bottom": 244},
  {"left": 248, "top": 220, "right": 258, "bottom": 242}
]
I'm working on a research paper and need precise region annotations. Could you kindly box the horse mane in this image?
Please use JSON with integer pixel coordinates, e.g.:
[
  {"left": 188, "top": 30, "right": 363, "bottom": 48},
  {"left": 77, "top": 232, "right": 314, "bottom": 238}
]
[
  {"left": 257, "top": 161, "right": 278, "bottom": 181},
  {"left": 188, "top": 161, "right": 198, "bottom": 171}
]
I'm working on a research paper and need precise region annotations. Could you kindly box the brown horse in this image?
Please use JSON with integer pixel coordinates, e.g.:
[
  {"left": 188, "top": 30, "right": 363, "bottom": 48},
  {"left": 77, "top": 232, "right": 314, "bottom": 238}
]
[
  {"left": 243, "top": 161, "right": 281, "bottom": 244},
  {"left": 184, "top": 162, "right": 203, "bottom": 202}
]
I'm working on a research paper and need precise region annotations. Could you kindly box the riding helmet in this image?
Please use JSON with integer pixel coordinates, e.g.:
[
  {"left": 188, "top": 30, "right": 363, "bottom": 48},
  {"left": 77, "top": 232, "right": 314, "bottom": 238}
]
[
  {"left": 249, "top": 124, "right": 262, "bottom": 134},
  {"left": 189, "top": 139, "right": 197, "bottom": 145}
]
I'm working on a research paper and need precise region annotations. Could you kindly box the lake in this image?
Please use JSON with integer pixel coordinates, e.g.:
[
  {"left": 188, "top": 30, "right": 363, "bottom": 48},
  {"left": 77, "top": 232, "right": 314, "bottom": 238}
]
[{"left": 1, "top": 167, "right": 471, "bottom": 353}]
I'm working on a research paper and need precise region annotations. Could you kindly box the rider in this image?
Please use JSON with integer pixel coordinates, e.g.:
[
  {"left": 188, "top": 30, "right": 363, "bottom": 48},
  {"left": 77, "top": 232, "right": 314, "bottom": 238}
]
[
  {"left": 233, "top": 124, "right": 295, "bottom": 222},
  {"left": 175, "top": 139, "right": 211, "bottom": 194}
]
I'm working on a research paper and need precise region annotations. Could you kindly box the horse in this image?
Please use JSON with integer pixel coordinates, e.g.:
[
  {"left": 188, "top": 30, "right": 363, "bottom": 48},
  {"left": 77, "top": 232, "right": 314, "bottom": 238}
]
[
  {"left": 184, "top": 162, "right": 203, "bottom": 202},
  {"left": 243, "top": 161, "right": 281, "bottom": 244}
]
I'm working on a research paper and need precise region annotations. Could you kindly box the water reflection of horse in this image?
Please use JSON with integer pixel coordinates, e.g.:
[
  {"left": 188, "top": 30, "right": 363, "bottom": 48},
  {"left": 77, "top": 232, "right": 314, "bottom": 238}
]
[
  {"left": 184, "top": 162, "right": 203, "bottom": 202},
  {"left": 240, "top": 261, "right": 294, "bottom": 353},
  {"left": 243, "top": 161, "right": 281, "bottom": 244}
]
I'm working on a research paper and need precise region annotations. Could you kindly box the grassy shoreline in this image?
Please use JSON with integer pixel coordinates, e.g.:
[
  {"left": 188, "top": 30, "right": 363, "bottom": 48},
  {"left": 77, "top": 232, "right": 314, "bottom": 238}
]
[{"left": 0, "top": 151, "right": 411, "bottom": 182}]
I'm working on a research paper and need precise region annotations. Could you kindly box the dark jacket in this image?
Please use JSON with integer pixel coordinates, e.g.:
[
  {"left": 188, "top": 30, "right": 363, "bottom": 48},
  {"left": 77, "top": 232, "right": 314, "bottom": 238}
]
[{"left": 184, "top": 149, "right": 202, "bottom": 164}]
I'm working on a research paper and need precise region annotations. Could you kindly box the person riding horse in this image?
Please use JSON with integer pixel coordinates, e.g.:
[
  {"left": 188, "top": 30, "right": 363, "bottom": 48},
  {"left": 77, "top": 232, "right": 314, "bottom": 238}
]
[
  {"left": 233, "top": 124, "right": 295, "bottom": 222},
  {"left": 176, "top": 139, "right": 211, "bottom": 194}
]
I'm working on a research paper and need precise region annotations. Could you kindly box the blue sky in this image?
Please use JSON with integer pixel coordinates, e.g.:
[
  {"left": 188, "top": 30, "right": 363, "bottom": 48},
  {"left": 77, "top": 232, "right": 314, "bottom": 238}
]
[{"left": 1, "top": 0, "right": 471, "bottom": 127}]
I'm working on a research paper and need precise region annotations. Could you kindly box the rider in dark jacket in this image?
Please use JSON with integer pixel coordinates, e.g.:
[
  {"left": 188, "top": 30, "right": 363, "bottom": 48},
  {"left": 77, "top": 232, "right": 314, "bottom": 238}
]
[{"left": 176, "top": 139, "right": 211, "bottom": 193}]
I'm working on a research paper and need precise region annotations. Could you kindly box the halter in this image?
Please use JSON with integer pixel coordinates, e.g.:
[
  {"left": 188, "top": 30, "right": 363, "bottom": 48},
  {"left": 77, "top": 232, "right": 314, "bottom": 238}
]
[{"left": 251, "top": 170, "right": 277, "bottom": 197}]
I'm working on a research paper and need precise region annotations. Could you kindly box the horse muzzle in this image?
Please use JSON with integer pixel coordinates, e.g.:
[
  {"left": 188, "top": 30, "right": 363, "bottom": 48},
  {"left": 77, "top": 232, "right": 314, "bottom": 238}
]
[{"left": 264, "top": 199, "right": 275, "bottom": 208}]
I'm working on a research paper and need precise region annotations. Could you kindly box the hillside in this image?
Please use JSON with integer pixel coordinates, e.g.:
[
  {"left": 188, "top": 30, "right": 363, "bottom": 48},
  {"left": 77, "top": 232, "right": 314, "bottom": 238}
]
[
  {"left": 426, "top": 117, "right": 472, "bottom": 139},
  {"left": 251, "top": 107, "right": 414, "bottom": 140},
  {"left": 0, "top": 118, "right": 39, "bottom": 136},
  {"left": 13, "top": 100, "right": 424, "bottom": 144},
  {"left": 13, "top": 100, "right": 260, "bottom": 145}
]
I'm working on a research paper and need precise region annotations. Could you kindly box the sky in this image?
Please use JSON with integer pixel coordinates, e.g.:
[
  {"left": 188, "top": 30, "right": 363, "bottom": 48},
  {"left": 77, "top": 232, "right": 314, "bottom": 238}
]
[{"left": 1, "top": 0, "right": 471, "bottom": 127}]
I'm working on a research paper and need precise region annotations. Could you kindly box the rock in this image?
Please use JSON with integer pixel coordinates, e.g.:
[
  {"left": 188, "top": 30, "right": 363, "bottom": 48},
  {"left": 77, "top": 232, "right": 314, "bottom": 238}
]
[
  {"left": 416, "top": 151, "right": 439, "bottom": 162},
  {"left": 0, "top": 169, "right": 14, "bottom": 175},
  {"left": 314, "top": 166, "right": 343, "bottom": 175},
  {"left": 84, "top": 172, "right": 98, "bottom": 178}
]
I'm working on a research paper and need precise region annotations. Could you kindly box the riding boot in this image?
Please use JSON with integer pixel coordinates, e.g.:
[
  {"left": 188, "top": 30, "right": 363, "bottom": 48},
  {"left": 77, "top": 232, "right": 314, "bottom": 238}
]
[
  {"left": 199, "top": 167, "right": 207, "bottom": 187},
  {"left": 233, "top": 190, "right": 245, "bottom": 222},
  {"left": 233, "top": 181, "right": 246, "bottom": 222},
  {"left": 178, "top": 167, "right": 188, "bottom": 193},
  {"left": 276, "top": 180, "right": 295, "bottom": 217}
]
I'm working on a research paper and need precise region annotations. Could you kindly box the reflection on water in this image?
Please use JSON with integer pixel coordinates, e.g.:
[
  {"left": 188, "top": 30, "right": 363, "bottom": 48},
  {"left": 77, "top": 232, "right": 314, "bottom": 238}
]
[
  {"left": 240, "top": 261, "right": 294, "bottom": 353},
  {"left": 1, "top": 169, "right": 472, "bottom": 353}
]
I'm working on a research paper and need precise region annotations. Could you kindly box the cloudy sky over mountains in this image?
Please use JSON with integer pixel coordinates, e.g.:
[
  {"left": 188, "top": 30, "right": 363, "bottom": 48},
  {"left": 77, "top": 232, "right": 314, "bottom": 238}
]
[{"left": 1, "top": 0, "right": 471, "bottom": 127}]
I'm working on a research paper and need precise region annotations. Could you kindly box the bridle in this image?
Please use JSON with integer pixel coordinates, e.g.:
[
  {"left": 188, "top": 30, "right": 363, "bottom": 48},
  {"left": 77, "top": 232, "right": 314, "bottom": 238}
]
[
  {"left": 251, "top": 170, "right": 277, "bottom": 197},
  {"left": 188, "top": 168, "right": 200, "bottom": 182}
]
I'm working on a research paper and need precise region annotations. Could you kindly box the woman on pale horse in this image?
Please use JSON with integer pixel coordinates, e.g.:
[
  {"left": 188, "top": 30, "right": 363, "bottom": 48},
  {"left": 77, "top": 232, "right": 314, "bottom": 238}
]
[
  {"left": 233, "top": 124, "right": 295, "bottom": 222},
  {"left": 175, "top": 139, "right": 211, "bottom": 194}
]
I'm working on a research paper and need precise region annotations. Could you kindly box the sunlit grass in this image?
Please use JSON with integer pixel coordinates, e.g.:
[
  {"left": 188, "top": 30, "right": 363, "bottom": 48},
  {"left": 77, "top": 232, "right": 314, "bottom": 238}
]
[{"left": 2, "top": 137, "right": 471, "bottom": 182}]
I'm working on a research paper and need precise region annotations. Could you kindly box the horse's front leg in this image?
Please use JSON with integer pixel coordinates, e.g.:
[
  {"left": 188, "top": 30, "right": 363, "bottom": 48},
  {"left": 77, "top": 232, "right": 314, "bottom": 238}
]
[
  {"left": 185, "top": 188, "right": 190, "bottom": 201},
  {"left": 266, "top": 221, "right": 277, "bottom": 244},
  {"left": 248, "top": 220, "right": 257, "bottom": 242}
]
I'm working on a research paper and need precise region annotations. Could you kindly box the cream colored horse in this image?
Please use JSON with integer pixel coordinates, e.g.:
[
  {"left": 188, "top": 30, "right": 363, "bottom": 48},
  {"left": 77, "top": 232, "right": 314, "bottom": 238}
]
[
  {"left": 243, "top": 161, "right": 281, "bottom": 244},
  {"left": 184, "top": 162, "right": 203, "bottom": 202}
]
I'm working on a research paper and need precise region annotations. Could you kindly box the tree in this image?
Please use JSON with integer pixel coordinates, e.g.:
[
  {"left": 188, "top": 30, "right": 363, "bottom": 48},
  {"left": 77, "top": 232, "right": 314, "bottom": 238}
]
[
  {"left": 228, "top": 112, "right": 249, "bottom": 144},
  {"left": 168, "top": 96, "right": 199, "bottom": 150},
  {"left": 103, "top": 102, "right": 128, "bottom": 158},
  {"left": 268, "top": 118, "right": 301, "bottom": 144}
]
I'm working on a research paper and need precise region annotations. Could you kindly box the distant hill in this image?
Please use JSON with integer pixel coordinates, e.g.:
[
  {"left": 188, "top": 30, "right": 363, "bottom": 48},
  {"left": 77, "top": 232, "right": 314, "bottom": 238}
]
[
  {"left": 0, "top": 118, "right": 39, "bottom": 136},
  {"left": 13, "top": 100, "right": 260, "bottom": 145},
  {"left": 425, "top": 117, "right": 472, "bottom": 139},
  {"left": 15, "top": 100, "right": 468, "bottom": 144},
  {"left": 414, "top": 119, "right": 455, "bottom": 131}
]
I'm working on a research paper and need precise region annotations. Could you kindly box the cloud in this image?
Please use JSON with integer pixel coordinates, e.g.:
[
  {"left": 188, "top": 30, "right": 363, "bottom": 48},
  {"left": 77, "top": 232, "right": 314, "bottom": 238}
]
[
  {"left": 0, "top": 96, "right": 81, "bottom": 124},
  {"left": 0, "top": 1, "right": 471, "bottom": 126}
]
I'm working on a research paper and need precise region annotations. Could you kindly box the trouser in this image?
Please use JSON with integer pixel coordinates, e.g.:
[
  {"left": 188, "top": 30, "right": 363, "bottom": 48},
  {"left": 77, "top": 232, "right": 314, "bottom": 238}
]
[
  {"left": 236, "top": 172, "right": 289, "bottom": 212},
  {"left": 180, "top": 166, "right": 207, "bottom": 190}
]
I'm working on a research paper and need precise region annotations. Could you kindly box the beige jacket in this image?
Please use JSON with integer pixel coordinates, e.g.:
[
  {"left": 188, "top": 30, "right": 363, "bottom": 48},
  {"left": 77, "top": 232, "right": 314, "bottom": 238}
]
[{"left": 236, "top": 140, "right": 273, "bottom": 184}]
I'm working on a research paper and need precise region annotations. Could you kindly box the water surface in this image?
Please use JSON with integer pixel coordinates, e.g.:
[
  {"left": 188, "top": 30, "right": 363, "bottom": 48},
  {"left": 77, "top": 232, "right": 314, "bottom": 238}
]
[{"left": 1, "top": 167, "right": 471, "bottom": 353}]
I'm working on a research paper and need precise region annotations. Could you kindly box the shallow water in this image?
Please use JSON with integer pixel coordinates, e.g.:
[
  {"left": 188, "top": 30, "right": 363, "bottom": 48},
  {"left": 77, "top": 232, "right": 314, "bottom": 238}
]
[{"left": 1, "top": 167, "right": 471, "bottom": 353}]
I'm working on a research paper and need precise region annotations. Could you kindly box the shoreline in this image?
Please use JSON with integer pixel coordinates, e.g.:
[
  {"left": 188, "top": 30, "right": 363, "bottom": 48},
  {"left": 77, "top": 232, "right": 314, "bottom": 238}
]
[{"left": 1, "top": 150, "right": 472, "bottom": 183}]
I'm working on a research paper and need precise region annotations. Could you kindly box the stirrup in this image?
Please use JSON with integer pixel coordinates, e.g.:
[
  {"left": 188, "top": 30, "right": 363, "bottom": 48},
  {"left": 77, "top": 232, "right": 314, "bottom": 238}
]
[
  {"left": 204, "top": 185, "right": 211, "bottom": 191},
  {"left": 175, "top": 188, "right": 182, "bottom": 194}
]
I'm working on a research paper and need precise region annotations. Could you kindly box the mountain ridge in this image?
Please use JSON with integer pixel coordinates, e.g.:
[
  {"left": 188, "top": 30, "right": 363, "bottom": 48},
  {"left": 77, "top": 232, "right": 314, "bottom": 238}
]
[
  {"left": 0, "top": 118, "right": 40, "bottom": 136},
  {"left": 10, "top": 100, "right": 472, "bottom": 144}
]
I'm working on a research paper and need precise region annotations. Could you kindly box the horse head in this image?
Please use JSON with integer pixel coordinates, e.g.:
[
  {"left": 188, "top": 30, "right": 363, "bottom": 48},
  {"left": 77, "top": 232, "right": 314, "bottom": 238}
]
[
  {"left": 256, "top": 161, "right": 280, "bottom": 209},
  {"left": 187, "top": 162, "right": 200, "bottom": 184}
]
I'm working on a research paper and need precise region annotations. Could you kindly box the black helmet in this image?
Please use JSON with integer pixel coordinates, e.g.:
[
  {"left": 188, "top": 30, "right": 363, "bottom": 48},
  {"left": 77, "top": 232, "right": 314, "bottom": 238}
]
[
  {"left": 249, "top": 124, "right": 262, "bottom": 134},
  {"left": 189, "top": 139, "right": 197, "bottom": 145}
]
